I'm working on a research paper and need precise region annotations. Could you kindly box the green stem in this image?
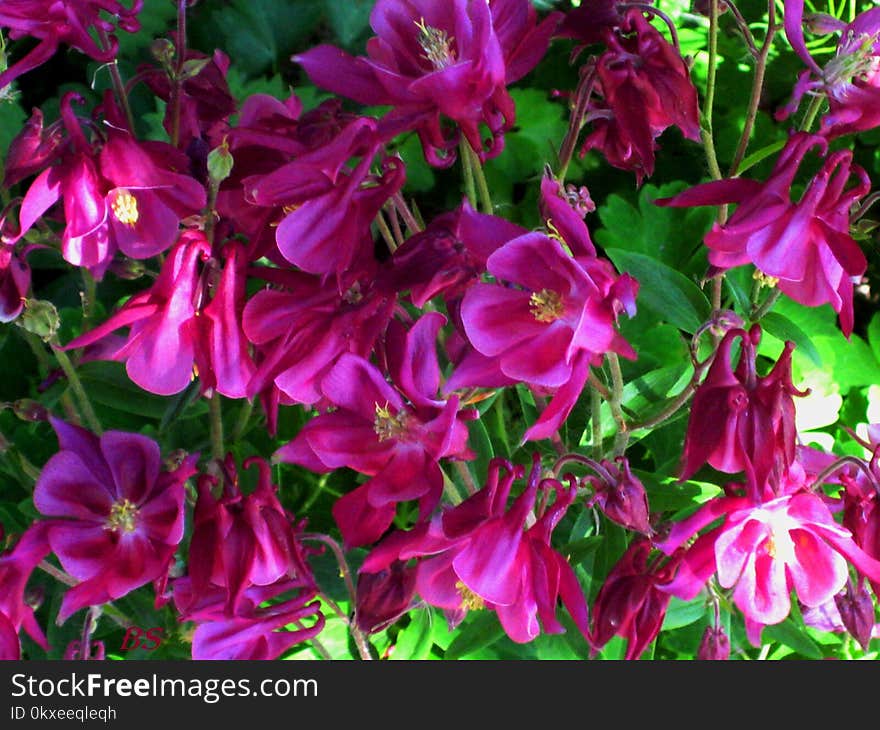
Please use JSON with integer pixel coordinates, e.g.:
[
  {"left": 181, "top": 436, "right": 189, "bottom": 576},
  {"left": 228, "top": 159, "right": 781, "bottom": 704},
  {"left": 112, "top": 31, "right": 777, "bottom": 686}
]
[
  {"left": 50, "top": 343, "right": 102, "bottom": 434},
  {"left": 799, "top": 93, "right": 826, "bottom": 133},
  {"left": 728, "top": 3, "right": 777, "bottom": 177},
  {"left": 374, "top": 209, "right": 398, "bottom": 253},
  {"left": 467, "top": 145, "right": 494, "bottom": 215},
  {"left": 590, "top": 386, "right": 603, "bottom": 460},
  {"left": 701, "top": 0, "right": 724, "bottom": 184},
  {"left": 20, "top": 329, "right": 51, "bottom": 379},
  {"left": 459, "top": 140, "right": 477, "bottom": 210},
  {"left": 750, "top": 287, "right": 782, "bottom": 322},
  {"left": 97, "top": 27, "right": 135, "bottom": 134},
  {"left": 80, "top": 268, "right": 97, "bottom": 332},
  {"left": 606, "top": 353, "right": 628, "bottom": 455},
  {"left": 209, "top": 392, "right": 224, "bottom": 460},
  {"left": 453, "top": 460, "right": 479, "bottom": 496},
  {"left": 230, "top": 398, "right": 254, "bottom": 444}
]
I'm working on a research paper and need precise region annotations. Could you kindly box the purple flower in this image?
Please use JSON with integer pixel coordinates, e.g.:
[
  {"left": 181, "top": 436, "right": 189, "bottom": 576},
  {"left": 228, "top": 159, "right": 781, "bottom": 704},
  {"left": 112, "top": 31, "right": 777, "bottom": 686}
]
[
  {"left": 582, "top": 456, "right": 653, "bottom": 535},
  {"left": 577, "top": 10, "right": 701, "bottom": 183},
  {"left": 0, "top": 523, "right": 52, "bottom": 659},
  {"left": 679, "top": 325, "right": 807, "bottom": 498},
  {"left": 452, "top": 230, "right": 636, "bottom": 441},
  {"left": 354, "top": 559, "right": 417, "bottom": 635},
  {"left": 697, "top": 624, "right": 731, "bottom": 660},
  {"left": 33, "top": 418, "right": 196, "bottom": 623},
  {"left": 0, "top": 0, "right": 142, "bottom": 90},
  {"left": 275, "top": 312, "right": 474, "bottom": 548},
  {"left": 294, "top": 0, "right": 561, "bottom": 166},
  {"left": 656, "top": 132, "right": 870, "bottom": 336},
  {"left": 185, "top": 456, "right": 313, "bottom": 616},
  {"left": 361, "top": 456, "right": 592, "bottom": 645}
]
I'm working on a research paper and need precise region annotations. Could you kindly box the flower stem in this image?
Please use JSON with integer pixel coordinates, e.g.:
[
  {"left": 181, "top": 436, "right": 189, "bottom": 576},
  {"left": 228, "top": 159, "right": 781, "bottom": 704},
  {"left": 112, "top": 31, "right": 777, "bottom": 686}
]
[
  {"left": 209, "top": 392, "right": 224, "bottom": 460},
  {"left": 467, "top": 145, "right": 494, "bottom": 215},
  {"left": 50, "top": 343, "right": 102, "bottom": 435},
  {"left": 590, "top": 385, "right": 603, "bottom": 460},
  {"left": 799, "top": 93, "right": 826, "bottom": 133},
  {"left": 230, "top": 398, "right": 254, "bottom": 444},
  {"left": 700, "top": 0, "right": 724, "bottom": 184},
  {"left": 459, "top": 140, "right": 477, "bottom": 209},
  {"left": 96, "top": 28, "right": 135, "bottom": 133},
  {"left": 606, "top": 353, "right": 628, "bottom": 454}
]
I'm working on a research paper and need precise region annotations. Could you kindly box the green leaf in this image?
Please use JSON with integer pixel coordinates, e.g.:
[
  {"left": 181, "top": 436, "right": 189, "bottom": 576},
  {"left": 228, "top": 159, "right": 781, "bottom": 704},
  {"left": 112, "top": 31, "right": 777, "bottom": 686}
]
[
  {"left": 763, "top": 617, "right": 824, "bottom": 660},
  {"left": 605, "top": 248, "right": 712, "bottom": 333},
  {"left": 760, "top": 311, "right": 822, "bottom": 367},
  {"left": 444, "top": 612, "right": 506, "bottom": 660},
  {"left": 323, "top": 0, "right": 374, "bottom": 50},
  {"left": 391, "top": 607, "right": 436, "bottom": 660},
  {"left": 661, "top": 596, "right": 709, "bottom": 631}
]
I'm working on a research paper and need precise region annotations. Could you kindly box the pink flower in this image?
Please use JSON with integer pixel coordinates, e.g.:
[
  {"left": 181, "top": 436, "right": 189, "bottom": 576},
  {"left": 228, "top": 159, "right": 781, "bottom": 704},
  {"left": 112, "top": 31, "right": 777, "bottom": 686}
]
[
  {"left": 275, "top": 312, "right": 474, "bottom": 548},
  {"left": 64, "top": 234, "right": 255, "bottom": 398},
  {"left": 33, "top": 418, "right": 196, "bottom": 623},
  {"left": 656, "top": 132, "right": 870, "bottom": 336},
  {"left": 354, "top": 559, "right": 417, "bottom": 635},
  {"left": 185, "top": 456, "right": 313, "bottom": 616},
  {"left": 0, "top": 523, "right": 52, "bottom": 659},
  {"left": 581, "top": 456, "right": 653, "bottom": 535},
  {"left": 360, "top": 456, "right": 592, "bottom": 645},
  {"left": 680, "top": 325, "right": 807, "bottom": 498},
  {"left": 578, "top": 9, "right": 701, "bottom": 183},
  {"left": 656, "top": 482, "right": 880, "bottom": 646},
  {"left": 781, "top": 2, "right": 880, "bottom": 138},
  {"left": 0, "top": 0, "right": 142, "bottom": 90},
  {"left": 294, "top": 0, "right": 561, "bottom": 166},
  {"left": 590, "top": 537, "right": 679, "bottom": 660}
]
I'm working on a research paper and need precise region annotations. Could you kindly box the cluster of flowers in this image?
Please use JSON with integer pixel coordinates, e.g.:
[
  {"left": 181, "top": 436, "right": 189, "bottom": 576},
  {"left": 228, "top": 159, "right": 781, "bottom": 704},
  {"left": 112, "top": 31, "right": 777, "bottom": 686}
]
[{"left": 0, "top": 0, "right": 879, "bottom": 660}]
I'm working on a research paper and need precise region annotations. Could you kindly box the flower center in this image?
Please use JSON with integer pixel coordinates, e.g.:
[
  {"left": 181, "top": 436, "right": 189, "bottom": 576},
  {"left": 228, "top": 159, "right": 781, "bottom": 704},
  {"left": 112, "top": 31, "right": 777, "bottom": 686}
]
[
  {"left": 752, "top": 269, "right": 778, "bottom": 289},
  {"left": 106, "top": 499, "right": 139, "bottom": 533},
  {"left": 455, "top": 581, "right": 485, "bottom": 611},
  {"left": 415, "top": 17, "right": 456, "bottom": 69},
  {"left": 826, "top": 31, "right": 880, "bottom": 88},
  {"left": 529, "top": 288, "right": 564, "bottom": 323},
  {"left": 111, "top": 191, "right": 140, "bottom": 226},
  {"left": 374, "top": 402, "right": 408, "bottom": 442}
]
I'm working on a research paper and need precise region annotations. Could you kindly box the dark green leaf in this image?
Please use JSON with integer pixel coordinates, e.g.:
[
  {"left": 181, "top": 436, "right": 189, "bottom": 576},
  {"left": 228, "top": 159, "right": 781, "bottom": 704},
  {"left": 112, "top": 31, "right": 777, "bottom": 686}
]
[
  {"left": 444, "top": 612, "right": 506, "bottom": 660},
  {"left": 760, "top": 311, "right": 822, "bottom": 367}
]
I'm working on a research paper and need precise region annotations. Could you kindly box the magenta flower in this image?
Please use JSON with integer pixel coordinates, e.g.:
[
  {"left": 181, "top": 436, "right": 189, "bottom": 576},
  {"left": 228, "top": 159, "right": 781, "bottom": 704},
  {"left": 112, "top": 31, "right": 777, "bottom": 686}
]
[
  {"left": 354, "top": 559, "right": 417, "bottom": 635},
  {"left": 0, "top": 243, "right": 30, "bottom": 323},
  {"left": 2, "top": 107, "right": 65, "bottom": 188},
  {"left": 360, "top": 456, "right": 592, "bottom": 645},
  {"left": 590, "top": 537, "right": 680, "bottom": 660},
  {"left": 578, "top": 9, "right": 701, "bottom": 183},
  {"left": 33, "top": 418, "right": 196, "bottom": 623},
  {"left": 581, "top": 456, "right": 652, "bottom": 536},
  {"left": 538, "top": 169, "right": 596, "bottom": 258},
  {"left": 294, "top": 0, "right": 561, "bottom": 166},
  {"left": 11, "top": 94, "right": 206, "bottom": 277},
  {"left": 781, "top": 2, "right": 880, "bottom": 138},
  {"left": 697, "top": 624, "right": 731, "bottom": 660},
  {"left": 453, "top": 230, "right": 636, "bottom": 441},
  {"left": 64, "top": 234, "right": 254, "bottom": 398},
  {"left": 656, "top": 132, "right": 870, "bottom": 336},
  {"left": 0, "top": 0, "right": 142, "bottom": 90},
  {"left": 275, "top": 312, "right": 474, "bottom": 548},
  {"left": 679, "top": 325, "right": 807, "bottom": 498},
  {"left": 0, "top": 523, "right": 52, "bottom": 659},
  {"left": 656, "top": 480, "right": 880, "bottom": 646},
  {"left": 185, "top": 456, "right": 312, "bottom": 616},
  {"left": 172, "top": 578, "right": 325, "bottom": 661}
]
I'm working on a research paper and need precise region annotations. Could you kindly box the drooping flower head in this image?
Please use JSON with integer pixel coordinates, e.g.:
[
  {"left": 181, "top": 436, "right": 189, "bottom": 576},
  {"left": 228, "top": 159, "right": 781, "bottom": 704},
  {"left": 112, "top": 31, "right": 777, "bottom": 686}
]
[
  {"left": 656, "top": 132, "right": 870, "bottom": 336},
  {"left": 33, "top": 418, "right": 197, "bottom": 623},
  {"left": 0, "top": 0, "right": 142, "bottom": 91},
  {"left": 680, "top": 325, "right": 807, "bottom": 499},
  {"left": 360, "top": 455, "right": 592, "bottom": 645},
  {"left": 0, "top": 523, "right": 52, "bottom": 659},
  {"left": 780, "top": 1, "right": 880, "bottom": 138},
  {"left": 294, "top": 0, "right": 562, "bottom": 167}
]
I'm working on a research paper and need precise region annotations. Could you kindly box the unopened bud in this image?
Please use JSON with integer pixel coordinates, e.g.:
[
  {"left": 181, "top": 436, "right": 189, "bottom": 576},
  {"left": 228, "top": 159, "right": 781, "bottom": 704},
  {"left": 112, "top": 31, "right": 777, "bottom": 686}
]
[
  {"left": 177, "top": 57, "right": 211, "bottom": 81},
  {"left": 107, "top": 257, "right": 147, "bottom": 280},
  {"left": 12, "top": 398, "right": 48, "bottom": 422},
  {"left": 835, "top": 581, "right": 875, "bottom": 651},
  {"left": 207, "top": 139, "right": 234, "bottom": 185},
  {"left": 697, "top": 624, "right": 730, "bottom": 660},
  {"left": 24, "top": 585, "right": 44, "bottom": 611},
  {"left": 804, "top": 12, "right": 847, "bottom": 36},
  {"left": 150, "top": 38, "right": 176, "bottom": 69},
  {"left": 17, "top": 298, "right": 59, "bottom": 341}
]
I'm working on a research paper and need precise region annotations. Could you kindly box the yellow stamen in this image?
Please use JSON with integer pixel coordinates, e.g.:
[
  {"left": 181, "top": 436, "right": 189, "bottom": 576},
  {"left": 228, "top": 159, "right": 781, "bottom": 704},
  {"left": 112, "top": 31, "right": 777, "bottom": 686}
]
[
  {"left": 455, "top": 581, "right": 485, "bottom": 611},
  {"left": 752, "top": 269, "right": 779, "bottom": 288},
  {"left": 374, "top": 402, "right": 408, "bottom": 442},
  {"left": 414, "top": 17, "right": 456, "bottom": 69},
  {"left": 106, "top": 499, "right": 139, "bottom": 533},
  {"left": 529, "top": 288, "right": 564, "bottom": 323},
  {"left": 111, "top": 191, "right": 139, "bottom": 226}
]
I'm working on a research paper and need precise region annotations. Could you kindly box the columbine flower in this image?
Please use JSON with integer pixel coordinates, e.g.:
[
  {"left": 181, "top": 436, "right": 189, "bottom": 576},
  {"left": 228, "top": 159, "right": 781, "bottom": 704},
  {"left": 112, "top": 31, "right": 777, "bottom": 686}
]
[
  {"left": 274, "top": 312, "right": 474, "bottom": 548},
  {"left": 63, "top": 234, "right": 255, "bottom": 398},
  {"left": 293, "top": 0, "right": 562, "bottom": 166},
  {"left": 185, "top": 456, "right": 312, "bottom": 616},
  {"left": 780, "top": 2, "right": 880, "bottom": 138},
  {"left": 656, "top": 477, "right": 880, "bottom": 647},
  {"left": 576, "top": 9, "right": 701, "bottom": 183},
  {"left": 581, "top": 455, "right": 652, "bottom": 535},
  {"left": 590, "top": 537, "right": 680, "bottom": 660},
  {"left": 0, "top": 0, "right": 142, "bottom": 91},
  {"left": 0, "top": 523, "right": 51, "bottom": 659},
  {"left": 360, "top": 455, "right": 592, "bottom": 645},
  {"left": 656, "top": 132, "right": 870, "bottom": 336},
  {"left": 452, "top": 230, "right": 636, "bottom": 441},
  {"left": 697, "top": 624, "right": 731, "bottom": 660},
  {"left": 33, "top": 418, "right": 196, "bottom": 622},
  {"left": 679, "top": 325, "right": 807, "bottom": 498},
  {"left": 354, "top": 559, "right": 417, "bottom": 635}
]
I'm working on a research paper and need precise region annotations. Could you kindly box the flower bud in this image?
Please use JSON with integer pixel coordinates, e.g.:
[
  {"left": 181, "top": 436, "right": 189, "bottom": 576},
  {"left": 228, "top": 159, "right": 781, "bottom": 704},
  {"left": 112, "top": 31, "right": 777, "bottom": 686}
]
[
  {"left": 17, "top": 298, "right": 59, "bottom": 341},
  {"left": 355, "top": 560, "right": 417, "bottom": 635},
  {"left": 697, "top": 624, "right": 730, "bottom": 660},
  {"left": 12, "top": 399, "right": 48, "bottom": 423},
  {"left": 834, "top": 581, "right": 875, "bottom": 651}
]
